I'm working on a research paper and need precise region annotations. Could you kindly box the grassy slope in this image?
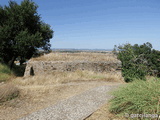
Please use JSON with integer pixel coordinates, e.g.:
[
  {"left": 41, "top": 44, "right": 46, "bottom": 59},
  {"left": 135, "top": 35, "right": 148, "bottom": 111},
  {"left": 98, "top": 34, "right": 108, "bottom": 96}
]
[
  {"left": 0, "top": 63, "right": 12, "bottom": 82},
  {"left": 109, "top": 78, "right": 160, "bottom": 119}
]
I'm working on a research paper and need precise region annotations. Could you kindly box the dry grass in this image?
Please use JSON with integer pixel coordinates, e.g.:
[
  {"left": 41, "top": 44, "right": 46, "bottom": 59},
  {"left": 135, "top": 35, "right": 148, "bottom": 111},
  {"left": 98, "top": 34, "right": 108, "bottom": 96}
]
[
  {"left": 85, "top": 103, "right": 127, "bottom": 120},
  {"left": 31, "top": 52, "right": 118, "bottom": 62},
  {"left": 0, "top": 83, "right": 19, "bottom": 103},
  {"left": 13, "top": 70, "right": 124, "bottom": 86}
]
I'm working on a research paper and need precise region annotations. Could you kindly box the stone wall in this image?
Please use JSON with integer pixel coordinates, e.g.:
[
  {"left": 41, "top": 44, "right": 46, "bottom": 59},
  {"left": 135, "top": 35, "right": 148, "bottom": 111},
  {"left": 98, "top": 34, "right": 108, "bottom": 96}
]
[{"left": 24, "top": 60, "right": 121, "bottom": 77}]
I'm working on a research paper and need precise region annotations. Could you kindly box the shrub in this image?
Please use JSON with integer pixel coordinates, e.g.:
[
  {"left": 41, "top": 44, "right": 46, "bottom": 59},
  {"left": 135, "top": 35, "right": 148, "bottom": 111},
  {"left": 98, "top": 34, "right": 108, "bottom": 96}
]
[{"left": 109, "top": 78, "right": 160, "bottom": 117}]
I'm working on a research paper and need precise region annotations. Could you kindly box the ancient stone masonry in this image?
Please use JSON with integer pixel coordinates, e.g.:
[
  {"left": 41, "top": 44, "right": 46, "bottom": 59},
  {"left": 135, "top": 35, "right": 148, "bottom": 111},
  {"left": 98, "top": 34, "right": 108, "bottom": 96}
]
[{"left": 24, "top": 60, "right": 121, "bottom": 77}]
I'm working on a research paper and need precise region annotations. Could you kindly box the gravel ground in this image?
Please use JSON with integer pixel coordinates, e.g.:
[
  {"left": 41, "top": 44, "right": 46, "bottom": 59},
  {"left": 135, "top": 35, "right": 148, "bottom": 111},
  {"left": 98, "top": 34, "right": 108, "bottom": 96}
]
[{"left": 19, "top": 85, "right": 119, "bottom": 120}]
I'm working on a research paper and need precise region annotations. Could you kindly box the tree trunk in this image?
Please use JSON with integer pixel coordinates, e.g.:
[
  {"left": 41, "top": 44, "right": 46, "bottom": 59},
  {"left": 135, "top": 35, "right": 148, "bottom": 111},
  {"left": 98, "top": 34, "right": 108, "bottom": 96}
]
[{"left": 9, "top": 56, "right": 16, "bottom": 70}]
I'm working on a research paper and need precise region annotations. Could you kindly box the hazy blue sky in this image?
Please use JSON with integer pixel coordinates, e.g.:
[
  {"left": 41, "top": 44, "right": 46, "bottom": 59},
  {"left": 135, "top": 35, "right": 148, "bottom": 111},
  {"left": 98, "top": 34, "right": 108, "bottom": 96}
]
[{"left": 1, "top": 0, "right": 160, "bottom": 50}]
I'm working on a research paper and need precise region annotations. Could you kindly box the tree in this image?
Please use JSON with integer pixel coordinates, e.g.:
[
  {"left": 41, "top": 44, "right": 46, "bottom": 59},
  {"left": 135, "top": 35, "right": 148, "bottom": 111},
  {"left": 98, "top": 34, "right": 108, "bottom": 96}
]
[
  {"left": 116, "top": 43, "right": 147, "bottom": 82},
  {"left": 0, "top": 0, "right": 53, "bottom": 69},
  {"left": 114, "top": 42, "right": 160, "bottom": 82}
]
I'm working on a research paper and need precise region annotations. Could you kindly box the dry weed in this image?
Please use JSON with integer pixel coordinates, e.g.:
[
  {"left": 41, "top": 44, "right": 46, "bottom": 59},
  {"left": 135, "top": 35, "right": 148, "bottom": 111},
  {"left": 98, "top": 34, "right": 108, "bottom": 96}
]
[
  {"left": 31, "top": 52, "right": 118, "bottom": 62},
  {"left": 13, "top": 70, "right": 124, "bottom": 86},
  {"left": 0, "top": 83, "right": 19, "bottom": 103},
  {"left": 85, "top": 103, "right": 127, "bottom": 120}
]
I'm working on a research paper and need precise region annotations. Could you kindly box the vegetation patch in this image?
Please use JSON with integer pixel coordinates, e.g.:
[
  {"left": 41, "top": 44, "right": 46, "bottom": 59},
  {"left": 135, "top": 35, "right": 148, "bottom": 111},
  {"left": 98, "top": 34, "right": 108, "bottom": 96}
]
[
  {"left": 0, "top": 83, "right": 19, "bottom": 103},
  {"left": 109, "top": 78, "right": 160, "bottom": 118},
  {"left": 0, "top": 63, "right": 12, "bottom": 82}
]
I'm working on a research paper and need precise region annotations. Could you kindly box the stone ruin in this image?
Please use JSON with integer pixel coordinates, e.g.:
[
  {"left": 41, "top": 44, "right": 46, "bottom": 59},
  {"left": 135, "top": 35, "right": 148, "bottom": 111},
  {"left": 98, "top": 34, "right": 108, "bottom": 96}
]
[{"left": 24, "top": 60, "right": 122, "bottom": 77}]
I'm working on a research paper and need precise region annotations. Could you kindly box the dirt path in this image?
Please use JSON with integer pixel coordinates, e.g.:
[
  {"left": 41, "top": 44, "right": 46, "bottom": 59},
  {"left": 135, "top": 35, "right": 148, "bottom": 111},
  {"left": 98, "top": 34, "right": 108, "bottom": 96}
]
[{"left": 0, "top": 81, "right": 122, "bottom": 120}]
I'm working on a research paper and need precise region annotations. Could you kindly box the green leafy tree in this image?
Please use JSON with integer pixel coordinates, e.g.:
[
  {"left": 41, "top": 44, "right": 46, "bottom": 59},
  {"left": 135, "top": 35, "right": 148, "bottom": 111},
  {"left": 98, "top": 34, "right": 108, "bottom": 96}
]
[
  {"left": 113, "top": 42, "right": 159, "bottom": 82},
  {"left": 149, "top": 49, "right": 160, "bottom": 76},
  {"left": 115, "top": 43, "right": 147, "bottom": 82},
  {"left": 0, "top": 0, "right": 53, "bottom": 68}
]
